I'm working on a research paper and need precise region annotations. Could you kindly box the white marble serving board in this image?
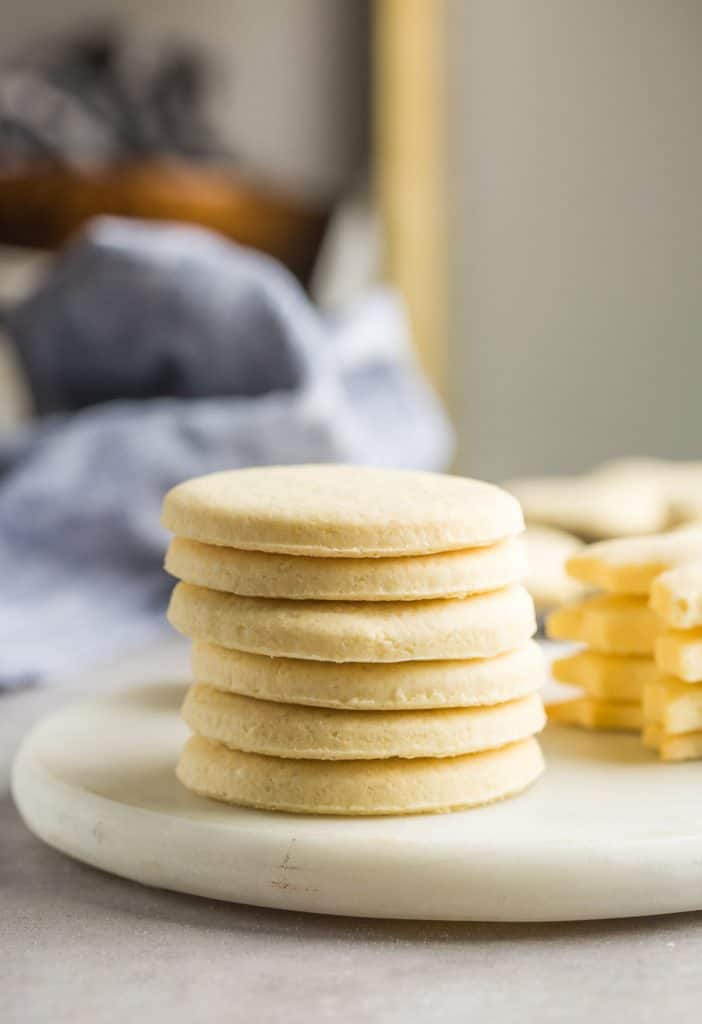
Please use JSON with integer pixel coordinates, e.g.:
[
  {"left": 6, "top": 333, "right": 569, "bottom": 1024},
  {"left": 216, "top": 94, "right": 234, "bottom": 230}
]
[{"left": 11, "top": 680, "right": 702, "bottom": 922}]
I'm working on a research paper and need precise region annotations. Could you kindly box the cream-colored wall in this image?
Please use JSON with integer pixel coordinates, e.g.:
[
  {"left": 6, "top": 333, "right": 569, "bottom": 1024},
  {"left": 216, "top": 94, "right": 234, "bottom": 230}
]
[
  {"left": 0, "top": 0, "right": 368, "bottom": 199},
  {"left": 446, "top": 0, "right": 702, "bottom": 479}
]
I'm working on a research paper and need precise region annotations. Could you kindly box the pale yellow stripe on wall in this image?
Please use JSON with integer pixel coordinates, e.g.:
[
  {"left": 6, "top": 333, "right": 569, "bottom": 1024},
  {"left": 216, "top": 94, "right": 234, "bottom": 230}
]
[{"left": 374, "top": 0, "right": 447, "bottom": 392}]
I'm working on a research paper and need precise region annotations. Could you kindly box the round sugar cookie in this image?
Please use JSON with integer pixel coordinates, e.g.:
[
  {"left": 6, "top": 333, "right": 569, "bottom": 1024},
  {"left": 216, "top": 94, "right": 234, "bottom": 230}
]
[
  {"left": 504, "top": 474, "right": 667, "bottom": 540},
  {"left": 176, "top": 735, "right": 545, "bottom": 815},
  {"left": 523, "top": 526, "right": 586, "bottom": 612},
  {"left": 168, "top": 582, "right": 536, "bottom": 662},
  {"left": 181, "top": 685, "right": 546, "bottom": 760},
  {"left": 191, "top": 640, "right": 545, "bottom": 709},
  {"left": 165, "top": 535, "right": 527, "bottom": 601},
  {"left": 161, "top": 465, "right": 524, "bottom": 556}
]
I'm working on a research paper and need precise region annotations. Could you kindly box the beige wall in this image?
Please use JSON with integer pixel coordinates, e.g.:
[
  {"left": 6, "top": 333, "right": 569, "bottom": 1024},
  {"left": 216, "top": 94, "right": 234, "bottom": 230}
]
[{"left": 446, "top": 0, "right": 702, "bottom": 479}]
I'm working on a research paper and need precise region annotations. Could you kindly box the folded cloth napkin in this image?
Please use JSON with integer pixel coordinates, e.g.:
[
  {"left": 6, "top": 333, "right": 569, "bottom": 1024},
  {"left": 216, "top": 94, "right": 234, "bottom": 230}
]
[{"left": 0, "top": 218, "right": 453, "bottom": 686}]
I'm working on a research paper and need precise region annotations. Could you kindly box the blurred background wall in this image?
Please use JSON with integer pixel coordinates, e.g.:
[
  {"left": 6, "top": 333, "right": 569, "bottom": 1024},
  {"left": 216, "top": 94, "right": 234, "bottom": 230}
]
[
  {"left": 446, "top": 0, "right": 702, "bottom": 479},
  {"left": 2, "top": 0, "right": 702, "bottom": 483},
  {"left": 0, "top": 0, "right": 369, "bottom": 199}
]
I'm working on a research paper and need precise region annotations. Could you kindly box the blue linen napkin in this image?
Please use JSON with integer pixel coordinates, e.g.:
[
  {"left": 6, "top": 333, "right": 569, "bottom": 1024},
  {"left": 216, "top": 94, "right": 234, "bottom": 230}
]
[{"left": 0, "top": 218, "right": 452, "bottom": 685}]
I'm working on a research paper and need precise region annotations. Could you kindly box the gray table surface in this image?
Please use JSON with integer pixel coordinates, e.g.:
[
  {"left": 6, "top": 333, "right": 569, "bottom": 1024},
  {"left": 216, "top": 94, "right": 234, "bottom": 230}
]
[{"left": 3, "top": 638, "right": 702, "bottom": 1024}]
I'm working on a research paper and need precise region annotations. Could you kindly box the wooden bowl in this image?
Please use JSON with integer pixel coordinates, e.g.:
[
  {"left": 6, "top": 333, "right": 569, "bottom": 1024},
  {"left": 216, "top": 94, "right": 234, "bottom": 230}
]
[{"left": 0, "top": 162, "right": 330, "bottom": 285}]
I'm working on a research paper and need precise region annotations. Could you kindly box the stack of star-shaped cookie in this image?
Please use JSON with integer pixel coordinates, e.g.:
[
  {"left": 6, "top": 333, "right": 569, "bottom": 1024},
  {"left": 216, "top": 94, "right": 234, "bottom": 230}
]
[
  {"left": 162, "top": 465, "right": 546, "bottom": 815},
  {"left": 647, "top": 563, "right": 702, "bottom": 760},
  {"left": 546, "top": 528, "right": 702, "bottom": 732}
]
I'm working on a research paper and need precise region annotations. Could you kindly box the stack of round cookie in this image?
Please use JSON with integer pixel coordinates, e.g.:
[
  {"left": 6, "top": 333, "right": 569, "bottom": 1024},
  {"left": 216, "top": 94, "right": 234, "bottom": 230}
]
[{"left": 162, "top": 465, "right": 546, "bottom": 816}]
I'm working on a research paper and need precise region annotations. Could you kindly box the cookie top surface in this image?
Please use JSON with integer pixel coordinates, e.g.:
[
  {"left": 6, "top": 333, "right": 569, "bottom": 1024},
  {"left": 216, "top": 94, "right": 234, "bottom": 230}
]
[{"left": 162, "top": 465, "right": 524, "bottom": 556}]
